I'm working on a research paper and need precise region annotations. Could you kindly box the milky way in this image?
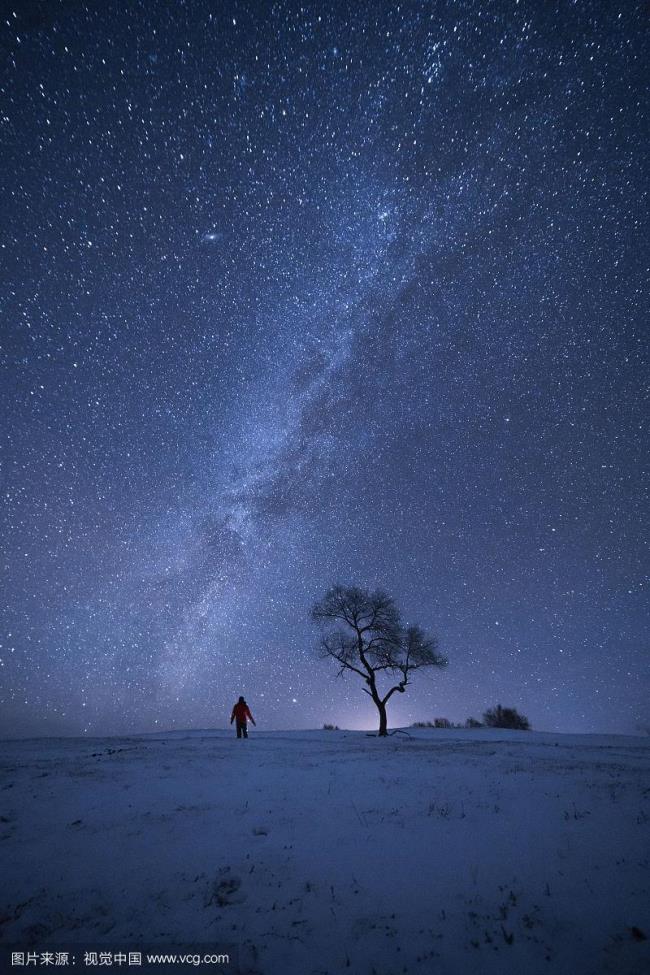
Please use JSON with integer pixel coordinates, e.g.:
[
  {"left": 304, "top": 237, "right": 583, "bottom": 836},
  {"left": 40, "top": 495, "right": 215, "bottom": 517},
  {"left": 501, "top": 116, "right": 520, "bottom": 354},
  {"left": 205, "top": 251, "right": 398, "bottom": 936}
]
[{"left": 1, "top": 0, "right": 647, "bottom": 737}]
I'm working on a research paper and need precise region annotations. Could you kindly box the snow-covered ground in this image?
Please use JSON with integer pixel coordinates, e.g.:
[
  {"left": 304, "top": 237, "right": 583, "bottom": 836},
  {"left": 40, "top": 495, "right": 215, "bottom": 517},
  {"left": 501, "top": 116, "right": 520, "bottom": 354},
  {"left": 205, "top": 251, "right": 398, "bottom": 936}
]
[{"left": 1, "top": 728, "right": 649, "bottom": 975}]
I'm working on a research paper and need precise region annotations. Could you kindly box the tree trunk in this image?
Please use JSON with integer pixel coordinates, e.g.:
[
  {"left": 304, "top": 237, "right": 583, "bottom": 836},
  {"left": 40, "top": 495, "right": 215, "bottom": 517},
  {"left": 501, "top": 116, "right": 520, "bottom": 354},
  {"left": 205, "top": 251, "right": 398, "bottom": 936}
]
[{"left": 377, "top": 700, "right": 388, "bottom": 736}]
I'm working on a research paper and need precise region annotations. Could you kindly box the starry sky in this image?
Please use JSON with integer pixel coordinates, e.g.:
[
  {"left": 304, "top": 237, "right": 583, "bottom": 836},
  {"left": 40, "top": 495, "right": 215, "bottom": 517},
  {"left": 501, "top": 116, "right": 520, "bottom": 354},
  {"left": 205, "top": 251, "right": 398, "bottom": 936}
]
[{"left": 1, "top": 0, "right": 647, "bottom": 739}]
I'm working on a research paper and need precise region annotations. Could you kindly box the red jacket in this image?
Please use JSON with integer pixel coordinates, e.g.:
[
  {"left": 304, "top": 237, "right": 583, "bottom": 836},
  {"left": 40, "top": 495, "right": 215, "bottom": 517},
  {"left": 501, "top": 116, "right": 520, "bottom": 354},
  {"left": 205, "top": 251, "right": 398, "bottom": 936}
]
[{"left": 231, "top": 702, "right": 254, "bottom": 724}]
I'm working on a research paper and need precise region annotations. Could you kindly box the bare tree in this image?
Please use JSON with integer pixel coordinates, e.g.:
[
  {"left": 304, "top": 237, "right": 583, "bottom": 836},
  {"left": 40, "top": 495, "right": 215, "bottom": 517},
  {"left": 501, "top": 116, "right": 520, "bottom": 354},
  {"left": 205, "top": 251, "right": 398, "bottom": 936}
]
[{"left": 311, "top": 584, "right": 447, "bottom": 736}]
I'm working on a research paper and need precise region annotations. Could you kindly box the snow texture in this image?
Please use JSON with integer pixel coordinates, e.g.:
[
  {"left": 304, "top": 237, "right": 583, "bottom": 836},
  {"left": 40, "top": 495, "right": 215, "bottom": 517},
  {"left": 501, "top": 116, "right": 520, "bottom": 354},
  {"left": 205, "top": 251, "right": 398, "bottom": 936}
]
[{"left": 1, "top": 728, "right": 649, "bottom": 974}]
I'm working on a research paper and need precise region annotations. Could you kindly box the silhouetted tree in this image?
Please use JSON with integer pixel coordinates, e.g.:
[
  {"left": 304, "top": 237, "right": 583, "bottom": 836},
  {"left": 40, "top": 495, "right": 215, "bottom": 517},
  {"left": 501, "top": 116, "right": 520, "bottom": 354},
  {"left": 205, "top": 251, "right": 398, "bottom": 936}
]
[
  {"left": 483, "top": 704, "right": 530, "bottom": 730},
  {"left": 312, "top": 585, "right": 447, "bottom": 736}
]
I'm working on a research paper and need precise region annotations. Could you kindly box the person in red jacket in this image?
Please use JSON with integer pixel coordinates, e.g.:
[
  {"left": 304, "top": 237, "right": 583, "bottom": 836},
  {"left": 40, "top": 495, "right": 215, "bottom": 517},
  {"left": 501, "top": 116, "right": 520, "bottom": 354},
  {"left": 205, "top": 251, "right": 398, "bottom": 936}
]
[{"left": 231, "top": 696, "right": 256, "bottom": 738}]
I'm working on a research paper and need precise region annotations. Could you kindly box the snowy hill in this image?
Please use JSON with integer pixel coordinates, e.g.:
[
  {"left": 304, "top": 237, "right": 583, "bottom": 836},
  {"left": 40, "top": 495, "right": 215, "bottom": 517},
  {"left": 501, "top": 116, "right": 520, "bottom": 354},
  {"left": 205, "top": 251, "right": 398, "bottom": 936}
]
[{"left": 1, "top": 728, "right": 649, "bottom": 975}]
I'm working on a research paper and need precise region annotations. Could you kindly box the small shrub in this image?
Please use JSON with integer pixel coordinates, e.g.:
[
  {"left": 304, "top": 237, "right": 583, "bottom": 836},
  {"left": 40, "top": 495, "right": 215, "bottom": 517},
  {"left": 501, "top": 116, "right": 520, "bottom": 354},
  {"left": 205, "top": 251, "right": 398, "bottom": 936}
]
[
  {"left": 412, "top": 719, "right": 463, "bottom": 729},
  {"left": 483, "top": 704, "right": 531, "bottom": 731},
  {"left": 465, "top": 717, "right": 484, "bottom": 728}
]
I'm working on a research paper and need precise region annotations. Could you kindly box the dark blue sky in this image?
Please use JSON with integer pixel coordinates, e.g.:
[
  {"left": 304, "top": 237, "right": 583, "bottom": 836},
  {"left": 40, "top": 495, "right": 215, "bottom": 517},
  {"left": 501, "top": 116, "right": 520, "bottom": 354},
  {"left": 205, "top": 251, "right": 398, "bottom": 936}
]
[{"left": 1, "top": 0, "right": 647, "bottom": 738}]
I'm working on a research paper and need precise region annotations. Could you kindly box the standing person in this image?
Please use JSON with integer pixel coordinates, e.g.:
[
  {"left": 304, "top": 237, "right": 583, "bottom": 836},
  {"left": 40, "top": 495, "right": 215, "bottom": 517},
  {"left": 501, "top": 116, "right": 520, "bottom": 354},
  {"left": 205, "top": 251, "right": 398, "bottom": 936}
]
[{"left": 231, "top": 696, "right": 256, "bottom": 738}]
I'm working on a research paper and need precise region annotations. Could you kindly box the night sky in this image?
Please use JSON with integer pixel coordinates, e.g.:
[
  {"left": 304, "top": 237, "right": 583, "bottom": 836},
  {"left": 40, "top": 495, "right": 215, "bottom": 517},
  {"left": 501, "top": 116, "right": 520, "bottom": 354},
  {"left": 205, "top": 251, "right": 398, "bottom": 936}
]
[{"left": 1, "top": 0, "right": 647, "bottom": 739}]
